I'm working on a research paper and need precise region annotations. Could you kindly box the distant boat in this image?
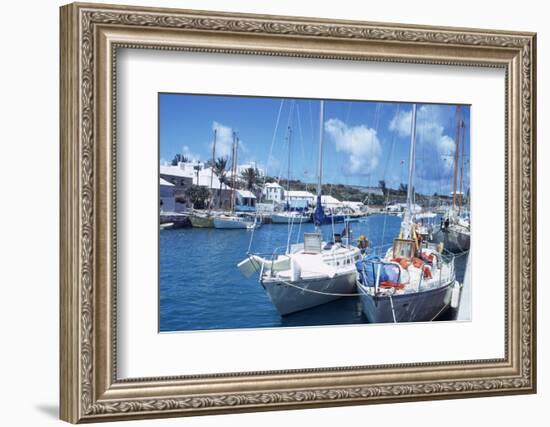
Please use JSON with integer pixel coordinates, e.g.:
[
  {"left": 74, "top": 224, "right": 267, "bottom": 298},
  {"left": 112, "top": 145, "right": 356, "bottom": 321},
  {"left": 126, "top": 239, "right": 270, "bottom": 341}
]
[
  {"left": 271, "top": 211, "right": 310, "bottom": 224},
  {"left": 214, "top": 215, "right": 260, "bottom": 229},
  {"left": 430, "top": 214, "right": 470, "bottom": 253},
  {"left": 213, "top": 132, "right": 261, "bottom": 230},
  {"left": 189, "top": 212, "right": 215, "bottom": 228},
  {"left": 429, "top": 107, "right": 470, "bottom": 253},
  {"left": 238, "top": 100, "right": 362, "bottom": 315},
  {"left": 160, "top": 222, "right": 175, "bottom": 230},
  {"left": 356, "top": 104, "right": 460, "bottom": 323}
]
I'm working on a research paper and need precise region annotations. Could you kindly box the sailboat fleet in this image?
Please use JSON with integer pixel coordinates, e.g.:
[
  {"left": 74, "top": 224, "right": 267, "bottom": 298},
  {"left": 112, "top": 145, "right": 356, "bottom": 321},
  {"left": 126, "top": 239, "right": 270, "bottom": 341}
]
[
  {"left": 166, "top": 99, "right": 470, "bottom": 323},
  {"left": 238, "top": 102, "right": 465, "bottom": 321}
]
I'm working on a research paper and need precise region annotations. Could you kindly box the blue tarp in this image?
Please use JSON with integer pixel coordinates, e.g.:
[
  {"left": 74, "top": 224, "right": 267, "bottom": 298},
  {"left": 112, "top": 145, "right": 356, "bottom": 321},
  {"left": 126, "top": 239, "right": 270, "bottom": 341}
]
[{"left": 313, "top": 195, "right": 325, "bottom": 226}]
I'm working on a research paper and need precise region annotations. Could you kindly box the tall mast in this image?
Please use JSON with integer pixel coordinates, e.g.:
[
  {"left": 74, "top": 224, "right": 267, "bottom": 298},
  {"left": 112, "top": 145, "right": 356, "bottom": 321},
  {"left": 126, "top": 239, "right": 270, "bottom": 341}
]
[
  {"left": 317, "top": 101, "right": 324, "bottom": 198},
  {"left": 230, "top": 132, "right": 237, "bottom": 213},
  {"left": 452, "top": 106, "right": 461, "bottom": 210},
  {"left": 287, "top": 126, "right": 292, "bottom": 201},
  {"left": 406, "top": 104, "right": 417, "bottom": 215},
  {"left": 459, "top": 119, "right": 466, "bottom": 215},
  {"left": 209, "top": 129, "right": 217, "bottom": 211}
]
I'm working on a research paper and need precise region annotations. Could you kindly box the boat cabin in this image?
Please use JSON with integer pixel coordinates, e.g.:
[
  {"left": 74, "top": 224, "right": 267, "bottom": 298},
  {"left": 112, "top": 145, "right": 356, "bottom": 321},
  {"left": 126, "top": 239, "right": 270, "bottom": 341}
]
[{"left": 392, "top": 238, "right": 416, "bottom": 259}]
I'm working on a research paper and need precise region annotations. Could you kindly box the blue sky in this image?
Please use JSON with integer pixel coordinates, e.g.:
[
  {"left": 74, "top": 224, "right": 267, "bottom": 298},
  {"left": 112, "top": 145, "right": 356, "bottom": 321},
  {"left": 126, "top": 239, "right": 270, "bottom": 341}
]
[{"left": 159, "top": 93, "right": 470, "bottom": 196}]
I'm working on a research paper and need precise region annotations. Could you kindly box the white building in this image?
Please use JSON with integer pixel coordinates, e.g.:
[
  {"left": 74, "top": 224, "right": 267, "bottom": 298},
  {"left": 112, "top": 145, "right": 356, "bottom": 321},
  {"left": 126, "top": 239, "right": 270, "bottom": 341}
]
[
  {"left": 236, "top": 163, "right": 265, "bottom": 177},
  {"left": 235, "top": 190, "right": 257, "bottom": 212},
  {"left": 262, "top": 182, "right": 284, "bottom": 203},
  {"left": 159, "top": 178, "right": 175, "bottom": 212},
  {"left": 284, "top": 190, "right": 316, "bottom": 205}
]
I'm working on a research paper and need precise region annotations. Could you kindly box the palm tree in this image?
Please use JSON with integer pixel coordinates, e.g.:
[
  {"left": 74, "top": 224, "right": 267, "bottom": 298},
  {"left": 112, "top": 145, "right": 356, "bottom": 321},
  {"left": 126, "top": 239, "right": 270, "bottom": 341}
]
[
  {"left": 171, "top": 154, "right": 189, "bottom": 166},
  {"left": 378, "top": 180, "right": 387, "bottom": 196},
  {"left": 213, "top": 157, "right": 228, "bottom": 207},
  {"left": 240, "top": 167, "right": 260, "bottom": 191}
]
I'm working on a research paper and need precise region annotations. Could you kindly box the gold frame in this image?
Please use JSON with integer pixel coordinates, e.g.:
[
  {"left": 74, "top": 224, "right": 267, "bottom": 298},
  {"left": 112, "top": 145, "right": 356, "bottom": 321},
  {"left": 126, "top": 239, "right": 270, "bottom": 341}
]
[{"left": 60, "top": 2, "right": 537, "bottom": 423}]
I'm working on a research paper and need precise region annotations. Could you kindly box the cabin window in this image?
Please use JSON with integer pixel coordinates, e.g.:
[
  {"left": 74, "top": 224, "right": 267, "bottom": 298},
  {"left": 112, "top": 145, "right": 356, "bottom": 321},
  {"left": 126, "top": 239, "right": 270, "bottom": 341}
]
[{"left": 393, "top": 239, "right": 415, "bottom": 259}]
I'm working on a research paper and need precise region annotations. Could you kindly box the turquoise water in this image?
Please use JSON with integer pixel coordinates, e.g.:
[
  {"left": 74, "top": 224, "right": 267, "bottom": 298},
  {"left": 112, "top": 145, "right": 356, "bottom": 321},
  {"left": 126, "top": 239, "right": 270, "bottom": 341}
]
[{"left": 159, "top": 214, "right": 466, "bottom": 332}]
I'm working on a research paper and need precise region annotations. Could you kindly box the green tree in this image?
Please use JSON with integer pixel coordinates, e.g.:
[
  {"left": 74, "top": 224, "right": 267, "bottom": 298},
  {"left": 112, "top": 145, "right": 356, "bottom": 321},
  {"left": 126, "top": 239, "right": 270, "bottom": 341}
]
[
  {"left": 213, "top": 157, "right": 228, "bottom": 207},
  {"left": 184, "top": 185, "right": 210, "bottom": 209},
  {"left": 240, "top": 167, "right": 260, "bottom": 191}
]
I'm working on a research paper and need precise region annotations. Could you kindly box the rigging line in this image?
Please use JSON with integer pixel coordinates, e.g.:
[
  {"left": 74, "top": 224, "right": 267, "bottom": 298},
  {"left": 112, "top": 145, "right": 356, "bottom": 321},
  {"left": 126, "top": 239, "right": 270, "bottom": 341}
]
[
  {"left": 277, "top": 100, "right": 296, "bottom": 183},
  {"left": 380, "top": 103, "right": 401, "bottom": 247},
  {"left": 295, "top": 103, "right": 307, "bottom": 178},
  {"left": 248, "top": 98, "right": 285, "bottom": 252}
]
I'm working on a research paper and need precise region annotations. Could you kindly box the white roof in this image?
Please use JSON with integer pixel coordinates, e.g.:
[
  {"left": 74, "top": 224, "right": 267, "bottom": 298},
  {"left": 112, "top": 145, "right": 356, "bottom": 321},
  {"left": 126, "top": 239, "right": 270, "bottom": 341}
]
[
  {"left": 264, "top": 182, "right": 283, "bottom": 188},
  {"left": 236, "top": 189, "right": 256, "bottom": 199},
  {"left": 321, "top": 195, "right": 341, "bottom": 204},
  {"left": 160, "top": 164, "right": 192, "bottom": 178},
  {"left": 159, "top": 177, "right": 174, "bottom": 187},
  {"left": 160, "top": 164, "right": 232, "bottom": 190},
  {"left": 284, "top": 190, "right": 315, "bottom": 199}
]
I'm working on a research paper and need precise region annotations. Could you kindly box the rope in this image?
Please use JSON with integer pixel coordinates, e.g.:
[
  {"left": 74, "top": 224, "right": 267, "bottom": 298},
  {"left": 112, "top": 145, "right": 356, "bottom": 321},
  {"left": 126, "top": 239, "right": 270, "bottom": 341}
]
[{"left": 275, "top": 276, "right": 364, "bottom": 297}]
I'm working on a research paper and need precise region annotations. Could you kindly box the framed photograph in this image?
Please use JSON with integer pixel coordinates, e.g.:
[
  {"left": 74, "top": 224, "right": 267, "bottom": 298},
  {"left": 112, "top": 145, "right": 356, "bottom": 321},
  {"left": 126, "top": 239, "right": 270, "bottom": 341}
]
[{"left": 60, "top": 2, "right": 536, "bottom": 423}]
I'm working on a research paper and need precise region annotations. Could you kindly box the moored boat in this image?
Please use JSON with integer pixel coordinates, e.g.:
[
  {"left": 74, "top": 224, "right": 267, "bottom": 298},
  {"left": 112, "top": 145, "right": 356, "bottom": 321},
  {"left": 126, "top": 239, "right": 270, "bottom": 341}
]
[
  {"left": 214, "top": 215, "right": 260, "bottom": 229},
  {"left": 189, "top": 212, "right": 215, "bottom": 228},
  {"left": 271, "top": 211, "right": 310, "bottom": 224},
  {"left": 238, "top": 100, "right": 364, "bottom": 315},
  {"left": 356, "top": 104, "right": 460, "bottom": 323}
]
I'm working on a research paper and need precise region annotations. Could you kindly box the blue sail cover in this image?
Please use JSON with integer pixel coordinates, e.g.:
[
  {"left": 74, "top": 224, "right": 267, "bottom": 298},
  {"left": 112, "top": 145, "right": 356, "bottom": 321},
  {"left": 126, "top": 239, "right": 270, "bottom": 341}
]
[{"left": 314, "top": 195, "right": 325, "bottom": 226}]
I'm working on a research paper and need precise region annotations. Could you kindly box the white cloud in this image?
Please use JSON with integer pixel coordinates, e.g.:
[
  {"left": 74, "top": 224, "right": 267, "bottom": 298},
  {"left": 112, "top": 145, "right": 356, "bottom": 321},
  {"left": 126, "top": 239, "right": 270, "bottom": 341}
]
[
  {"left": 389, "top": 105, "right": 459, "bottom": 181},
  {"left": 211, "top": 121, "right": 234, "bottom": 159},
  {"left": 324, "top": 119, "right": 381, "bottom": 175},
  {"left": 181, "top": 145, "right": 200, "bottom": 162},
  {"left": 210, "top": 121, "right": 247, "bottom": 161}
]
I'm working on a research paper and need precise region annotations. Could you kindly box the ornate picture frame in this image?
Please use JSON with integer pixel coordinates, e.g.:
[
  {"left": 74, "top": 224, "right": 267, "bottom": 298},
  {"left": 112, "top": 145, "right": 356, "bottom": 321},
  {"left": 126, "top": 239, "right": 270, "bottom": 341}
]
[{"left": 60, "top": 2, "right": 536, "bottom": 423}]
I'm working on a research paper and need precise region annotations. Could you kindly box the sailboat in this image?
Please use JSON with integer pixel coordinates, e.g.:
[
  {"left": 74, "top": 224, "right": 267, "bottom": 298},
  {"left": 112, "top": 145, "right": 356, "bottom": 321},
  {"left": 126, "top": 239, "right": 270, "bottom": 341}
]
[
  {"left": 237, "top": 100, "right": 362, "bottom": 315},
  {"left": 189, "top": 129, "right": 218, "bottom": 228},
  {"left": 213, "top": 132, "right": 261, "bottom": 230},
  {"left": 356, "top": 104, "right": 461, "bottom": 323},
  {"left": 271, "top": 126, "right": 310, "bottom": 225},
  {"left": 430, "top": 106, "right": 470, "bottom": 253}
]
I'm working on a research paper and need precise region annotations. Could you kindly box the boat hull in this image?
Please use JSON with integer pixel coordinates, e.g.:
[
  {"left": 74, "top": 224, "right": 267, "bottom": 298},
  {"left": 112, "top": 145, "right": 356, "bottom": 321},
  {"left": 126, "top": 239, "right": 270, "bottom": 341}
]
[
  {"left": 271, "top": 213, "right": 310, "bottom": 224},
  {"left": 431, "top": 228, "right": 470, "bottom": 253},
  {"left": 263, "top": 271, "right": 356, "bottom": 316},
  {"left": 213, "top": 217, "right": 256, "bottom": 229},
  {"left": 359, "top": 281, "right": 455, "bottom": 323},
  {"left": 189, "top": 214, "right": 214, "bottom": 228}
]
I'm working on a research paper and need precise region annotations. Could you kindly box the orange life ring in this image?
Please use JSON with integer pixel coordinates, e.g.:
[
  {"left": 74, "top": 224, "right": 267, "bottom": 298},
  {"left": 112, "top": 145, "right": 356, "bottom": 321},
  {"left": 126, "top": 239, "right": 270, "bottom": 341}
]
[
  {"left": 380, "top": 281, "right": 405, "bottom": 290},
  {"left": 412, "top": 257, "right": 424, "bottom": 269}
]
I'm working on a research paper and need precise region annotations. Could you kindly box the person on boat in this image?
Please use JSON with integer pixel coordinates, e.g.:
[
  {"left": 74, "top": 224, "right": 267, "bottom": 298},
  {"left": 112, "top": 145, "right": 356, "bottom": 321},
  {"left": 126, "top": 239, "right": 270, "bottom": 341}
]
[{"left": 357, "top": 235, "right": 369, "bottom": 254}]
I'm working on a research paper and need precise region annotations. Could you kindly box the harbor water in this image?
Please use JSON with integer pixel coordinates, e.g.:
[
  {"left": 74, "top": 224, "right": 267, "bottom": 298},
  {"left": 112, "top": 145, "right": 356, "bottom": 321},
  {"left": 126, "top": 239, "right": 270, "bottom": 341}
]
[{"left": 160, "top": 214, "right": 468, "bottom": 332}]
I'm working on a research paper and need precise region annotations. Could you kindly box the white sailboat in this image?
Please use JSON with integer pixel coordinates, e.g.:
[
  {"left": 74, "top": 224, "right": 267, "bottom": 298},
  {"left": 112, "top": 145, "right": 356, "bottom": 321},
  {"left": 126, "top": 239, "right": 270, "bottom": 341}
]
[
  {"left": 356, "top": 104, "right": 461, "bottom": 323},
  {"left": 271, "top": 126, "right": 310, "bottom": 225},
  {"left": 430, "top": 107, "right": 470, "bottom": 253},
  {"left": 214, "top": 132, "right": 261, "bottom": 230},
  {"left": 238, "top": 100, "right": 362, "bottom": 315},
  {"left": 271, "top": 211, "right": 310, "bottom": 224}
]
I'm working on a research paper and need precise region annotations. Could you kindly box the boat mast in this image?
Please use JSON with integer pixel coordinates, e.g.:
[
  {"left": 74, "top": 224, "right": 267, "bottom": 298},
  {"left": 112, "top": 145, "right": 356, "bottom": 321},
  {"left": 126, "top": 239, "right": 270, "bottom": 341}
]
[
  {"left": 452, "top": 106, "right": 461, "bottom": 211},
  {"left": 230, "top": 132, "right": 238, "bottom": 213},
  {"left": 406, "top": 104, "right": 417, "bottom": 216},
  {"left": 459, "top": 119, "right": 466, "bottom": 216},
  {"left": 315, "top": 100, "right": 325, "bottom": 233},
  {"left": 402, "top": 103, "right": 417, "bottom": 240},
  {"left": 287, "top": 126, "right": 292, "bottom": 207},
  {"left": 317, "top": 101, "right": 324, "bottom": 199},
  {"left": 209, "top": 129, "right": 217, "bottom": 211}
]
